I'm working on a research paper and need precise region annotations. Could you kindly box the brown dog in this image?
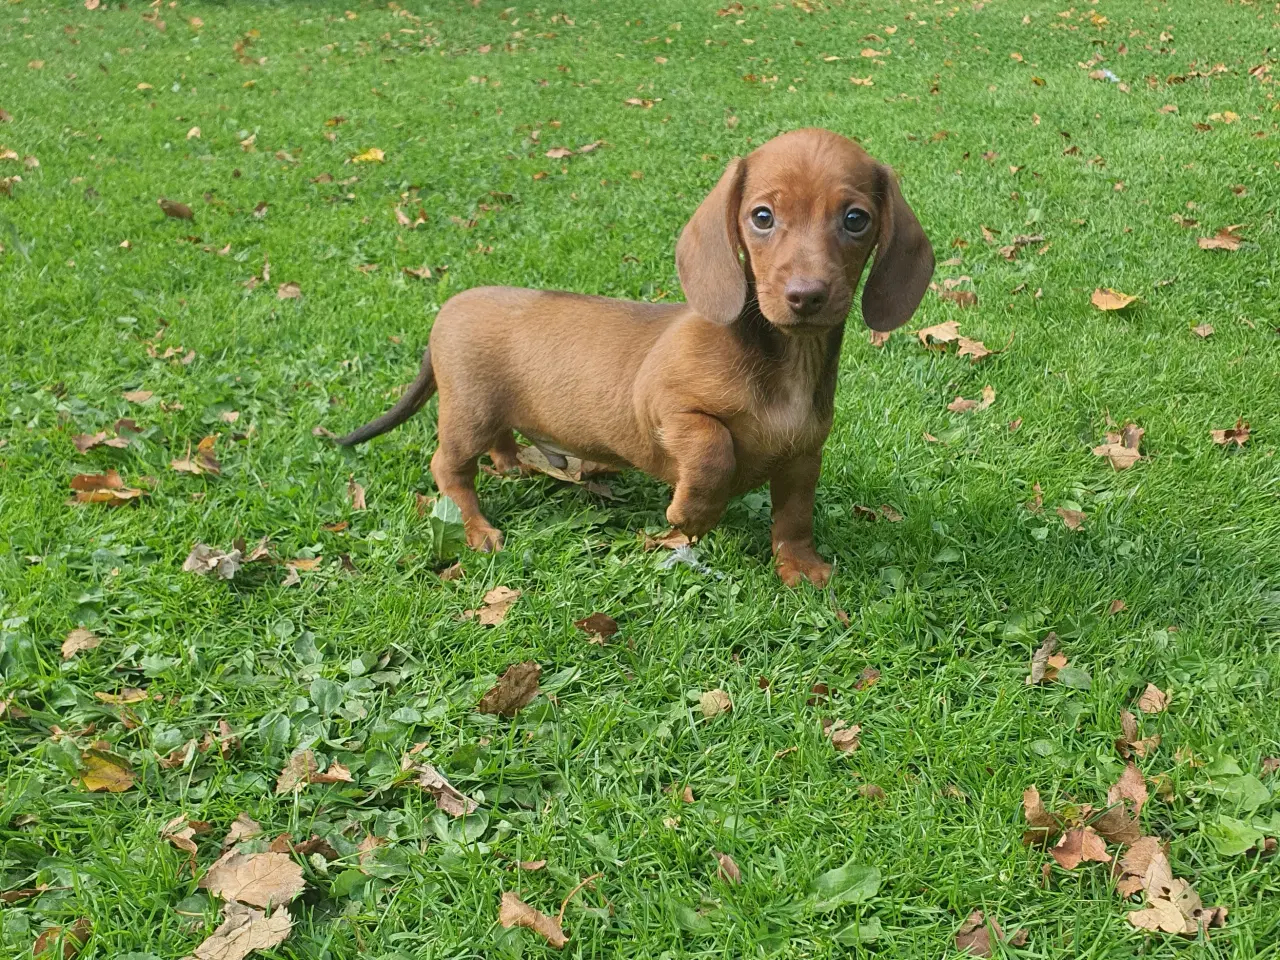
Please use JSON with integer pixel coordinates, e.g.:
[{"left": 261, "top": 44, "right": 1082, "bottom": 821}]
[{"left": 339, "top": 128, "right": 933, "bottom": 585}]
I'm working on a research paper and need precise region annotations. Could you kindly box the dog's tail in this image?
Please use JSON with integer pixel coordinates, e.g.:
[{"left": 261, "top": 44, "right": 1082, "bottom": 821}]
[{"left": 336, "top": 348, "right": 437, "bottom": 446}]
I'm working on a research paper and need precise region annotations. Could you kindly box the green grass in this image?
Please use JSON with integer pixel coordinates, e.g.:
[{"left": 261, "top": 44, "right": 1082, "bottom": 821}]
[{"left": 2, "top": 0, "right": 1279, "bottom": 956}]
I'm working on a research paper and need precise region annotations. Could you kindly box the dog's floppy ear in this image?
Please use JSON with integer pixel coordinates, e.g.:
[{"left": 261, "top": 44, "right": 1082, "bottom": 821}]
[
  {"left": 676, "top": 157, "right": 747, "bottom": 325},
  {"left": 861, "top": 166, "right": 934, "bottom": 332}
]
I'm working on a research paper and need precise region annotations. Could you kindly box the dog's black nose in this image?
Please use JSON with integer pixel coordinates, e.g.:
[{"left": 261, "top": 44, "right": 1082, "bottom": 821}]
[{"left": 784, "top": 278, "right": 830, "bottom": 317}]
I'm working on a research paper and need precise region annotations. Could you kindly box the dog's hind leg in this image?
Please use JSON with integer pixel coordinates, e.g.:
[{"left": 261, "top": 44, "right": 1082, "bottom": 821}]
[
  {"left": 487, "top": 430, "right": 521, "bottom": 474},
  {"left": 431, "top": 400, "right": 506, "bottom": 553}
]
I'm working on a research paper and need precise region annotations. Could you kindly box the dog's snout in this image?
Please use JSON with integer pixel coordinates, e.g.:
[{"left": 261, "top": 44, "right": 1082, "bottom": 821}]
[{"left": 783, "top": 278, "right": 830, "bottom": 317}]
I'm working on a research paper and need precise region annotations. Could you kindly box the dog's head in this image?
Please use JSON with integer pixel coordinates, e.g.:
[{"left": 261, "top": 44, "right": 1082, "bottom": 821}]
[{"left": 676, "top": 128, "right": 934, "bottom": 333}]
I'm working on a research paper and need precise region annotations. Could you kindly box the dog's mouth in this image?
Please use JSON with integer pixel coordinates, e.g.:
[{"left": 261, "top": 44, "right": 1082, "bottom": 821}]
[{"left": 759, "top": 292, "right": 852, "bottom": 332}]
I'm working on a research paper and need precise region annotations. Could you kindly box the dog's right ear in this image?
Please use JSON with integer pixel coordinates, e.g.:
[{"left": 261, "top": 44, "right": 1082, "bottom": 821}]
[{"left": 676, "top": 157, "right": 747, "bottom": 325}]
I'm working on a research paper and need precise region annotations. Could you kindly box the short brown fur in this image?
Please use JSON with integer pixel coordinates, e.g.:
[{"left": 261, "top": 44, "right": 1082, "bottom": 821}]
[{"left": 339, "top": 129, "right": 934, "bottom": 585}]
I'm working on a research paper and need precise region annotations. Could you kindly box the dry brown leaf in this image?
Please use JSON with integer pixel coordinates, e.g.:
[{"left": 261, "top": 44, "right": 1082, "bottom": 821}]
[
  {"left": 1116, "top": 710, "right": 1161, "bottom": 759},
  {"left": 1210, "top": 418, "right": 1250, "bottom": 447},
  {"left": 162, "top": 814, "right": 212, "bottom": 863},
  {"left": 518, "top": 859, "right": 547, "bottom": 871},
  {"left": 642, "top": 528, "right": 691, "bottom": 551},
  {"left": 94, "top": 687, "right": 148, "bottom": 705},
  {"left": 940, "top": 290, "right": 978, "bottom": 308},
  {"left": 854, "top": 667, "right": 881, "bottom": 690},
  {"left": 72, "top": 431, "right": 129, "bottom": 453},
  {"left": 915, "top": 320, "right": 961, "bottom": 346},
  {"left": 948, "top": 385, "right": 995, "bottom": 413},
  {"left": 574, "top": 613, "right": 618, "bottom": 641},
  {"left": 70, "top": 470, "right": 145, "bottom": 505},
  {"left": 1262, "top": 757, "right": 1280, "bottom": 776},
  {"left": 1021, "top": 785, "right": 1063, "bottom": 845},
  {"left": 1192, "top": 323, "right": 1215, "bottom": 338},
  {"left": 498, "top": 891, "right": 568, "bottom": 949},
  {"left": 223, "top": 812, "right": 264, "bottom": 848},
  {"left": 466, "top": 586, "right": 521, "bottom": 626},
  {"left": 1027, "top": 632, "right": 1064, "bottom": 685},
  {"left": 347, "top": 478, "right": 366, "bottom": 510},
  {"left": 32, "top": 918, "right": 91, "bottom": 959},
  {"left": 1057, "top": 507, "right": 1085, "bottom": 530},
  {"left": 1138, "top": 683, "right": 1169, "bottom": 714},
  {"left": 80, "top": 749, "right": 135, "bottom": 792},
  {"left": 823, "top": 718, "right": 861, "bottom": 753},
  {"left": 713, "top": 851, "right": 741, "bottom": 884},
  {"left": 159, "top": 198, "right": 194, "bottom": 220},
  {"left": 199, "top": 850, "right": 305, "bottom": 909},
  {"left": 700, "top": 689, "right": 733, "bottom": 719},
  {"left": 858, "top": 784, "right": 886, "bottom": 800},
  {"left": 955, "top": 910, "right": 1026, "bottom": 957},
  {"left": 403, "top": 265, "right": 434, "bottom": 280},
  {"left": 1091, "top": 288, "right": 1138, "bottom": 311},
  {"left": 956, "top": 336, "right": 992, "bottom": 361},
  {"left": 62, "top": 628, "right": 100, "bottom": 658},
  {"left": 545, "top": 147, "right": 573, "bottom": 159},
  {"left": 1198, "top": 226, "right": 1243, "bottom": 251},
  {"left": 171, "top": 435, "right": 221, "bottom": 475},
  {"left": 275, "top": 750, "right": 318, "bottom": 794},
  {"left": 415, "top": 763, "right": 478, "bottom": 816},
  {"left": 190, "top": 901, "right": 292, "bottom": 960},
  {"left": 1093, "top": 423, "right": 1143, "bottom": 469},
  {"left": 183, "top": 544, "right": 244, "bottom": 580},
  {"left": 477, "top": 661, "right": 542, "bottom": 717},
  {"left": 276, "top": 282, "right": 302, "bottom": 300},
  {"left": 1052, "top": 827, "right": 1111, "bottom": 869}
]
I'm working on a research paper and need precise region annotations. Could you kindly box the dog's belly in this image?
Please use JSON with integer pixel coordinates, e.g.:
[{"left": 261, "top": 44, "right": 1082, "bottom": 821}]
[{"left": 518, "top": 430, "right": 633, "bottom": 471}]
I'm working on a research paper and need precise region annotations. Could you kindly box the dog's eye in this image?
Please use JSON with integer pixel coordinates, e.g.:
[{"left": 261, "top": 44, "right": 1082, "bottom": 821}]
[
  {"left": 843, "top": 207, "right": 872, "bottom": 236},
  {"left": 750, "top": 206, "right": 774, "bottom": 230}
]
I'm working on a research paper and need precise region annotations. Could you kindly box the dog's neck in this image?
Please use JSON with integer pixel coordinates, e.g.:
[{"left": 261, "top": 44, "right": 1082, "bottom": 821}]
[{"left": 733, "top": 293, "right": 845, "bottom": 419}]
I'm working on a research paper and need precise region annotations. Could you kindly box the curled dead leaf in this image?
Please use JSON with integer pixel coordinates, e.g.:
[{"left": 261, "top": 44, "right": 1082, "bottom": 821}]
[
  {"left": 642, "top": 528, "right": 691, "bottom": 551},
  {"left": 477, "top": 661, "right": 542, "bottom": 717},
  {"left": 574, "top": 613, "right": 618, "bottom": 642},
  {"left": 414, "top": 763, "right": 478, "bottom": 817},
  {"left": 347, "top": 478, "right": 366, "bottom": 510},
  {"left": 955, "top": 910, "right": 1026, "bottom": 957},
  {"left": 1057, "top": 507, "right": 1085, "bottom": 530},
  {"left": 1138, "top": 683, "right": 1169, "bottom": 714},
  {"left": 32, "top": 918, "right": 91, "bottom": 959},
  {"left": 189, "top": 901, "right": 292, "bottom": 960},
  {"left": 699, "top": 689, "right": 733, "bottom": 719},
  {"left": 62, "top": 628, "right": 101, "bottom": 658},
  {"left": 70, "top": 470, "right": 145, "bottom": 505},
  {"left": 79, "top": 748, "right": 135, "bottom": 792},
  {"left": 498, "top": 891, "right": 568, "bottom": 949},
  {"left": 823, "top": 718, "right": 861, "bottom": 753},
  {"left": 713, "top": 851, "right": 741, "bottom": 884},
  {"left": 465, "top": 586, "right": 521, "bottom": 626},
  {"left": 223, "top": 812, "right": 264, "bottom": 848},
  {"left": 158, "top": 198, "right": 194, "bottom": 220},
  {"left": 1093, "top": 423, "right": 1143, "bottom": 469},
  {"left": 1051, "top": 827, "right": 1111, "bottom": 869},
  {"left": 915, "top": 320, "right": 961, "bottom": 346},
  {"left": 1210, "top": 418, "right": 1250, "bottom": 447}
]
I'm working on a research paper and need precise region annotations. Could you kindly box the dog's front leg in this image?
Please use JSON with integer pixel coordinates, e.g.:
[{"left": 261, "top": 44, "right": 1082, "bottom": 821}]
[
  {"left": 770, "top": 453, "right": 832, "bottom": 587},
  {"left": 662, "top": 412, "right": 736, "bottom": 537}
]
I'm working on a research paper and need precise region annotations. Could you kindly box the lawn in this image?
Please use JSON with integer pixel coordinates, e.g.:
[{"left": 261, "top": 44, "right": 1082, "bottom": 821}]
[{"left": 2, "top": 0, "right": 1279, "bottom": 956}]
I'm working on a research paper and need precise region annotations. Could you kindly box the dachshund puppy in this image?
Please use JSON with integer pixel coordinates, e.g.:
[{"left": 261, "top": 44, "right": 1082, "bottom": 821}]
[{"left": 338, "top": 128, "right": 934, "bottom": 585}]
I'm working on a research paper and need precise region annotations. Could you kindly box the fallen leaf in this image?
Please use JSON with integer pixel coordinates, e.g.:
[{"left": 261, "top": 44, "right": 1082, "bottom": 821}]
[
  {"left": 158, "top": 198, "right": 194, "bottom": 220},
  {"left": 1192, "top": 324, "right": 1214, "bottom": 338},
  {"left": 466, "top": 586, "right": 521, "bottom": 626},
  {"left": 1210, "top": 418, "right": 1250, "bottom": 447},
  {"left": 948, "top": 385, "right": 995, "bottom": 413},
  {"left": 545, "top": 147, "right": 573, "bottom": 159},
  {"left": 1052, "top": 827, "right": 1111, "bottom": 869},
  {"left": 642, "top": 528, "right": 691, "bottom": 550},
  {"left": 1116, "top": 709, "right": 1161, "bottom": 759},
  {"left": 199, "top": 850, "right": 305, "bottom": 909},
  {"left": 1091, "top": 288, "right": 1138, "bottom": 311},
  {"left": 190, "top": 901, "right": 292, "bottom": 960},
  {"left": 72, "top": 431, "right": 129, "bottom": 453},
  {"left": 403, "top": 265, "right": 433, "bottom": 280},
  {"left": 347, "top": 479, "right": 366, "bottom": 510},
  {"left": 498, "top": 891, "right": 568, "bottom": 949},
  {"left": 171, "top": 435, "right": 221, "bottom": 475},
  {"left": 223, "top": 812, "right": 264, "bottom": 848},
  {"left": 956, "top": 336, "right": 992, "bottom": 361},
  {"left": 1027, "top": 633, "right": 1064, "bottom": 684},
  {"left": 80, "top": 749, "right": 135, "bottom": 792},
  {"left": 700, "top": 689, "right": 733, "bottom": 718},
  {"left": 187, "top": 126, "right": 201, "bottom": 139},
  {"left": 32, "top": 918, "right": 91, "bottom": 959},
  {"left": 1021, "top": 785, "right": 1064, "bottom": 846},
  {"left": 1057, "top": 507, "right": 1085, "bottom": 530},
  {"left": 1198, "top": 226, "right": 1244, "bottom": 251},
  {"left": 854, "top": 667, "right": 881, "bottom": 690},
  {"left": 915, "top": 320, "right": 961, "bottom": 346},
  {"left": 1138, "top": 683, "right": 1169, "bottom": 714},
  {"left": 122, "top": 389, "right": 154, "bottom": 403},
  {"left": 183, "top": 543, "right": 243, "bottom": 580},
  {"left": 823, "top": 718, "right": 861, "bottom": 753},
  {"left": 714, "top": 852, "right": 741, "bottom": 884},
  {"left": 574, "top": 613, "right": 618, "bottom": 641},
  {"left": 415, "top": 764, "right": 478, "bottom": 816},
  {"left": 162, "top": 814, "right": 212, "bottom": 862},
  {"left": 940, "top": 290, "right": 978, "bottom": 308},
  {"left": 95, "top": 687, "right": 147, "bottom": 705},
  {"left": 438, "top": 562, "right": 464, "bottom": 581},
  {"left": 955, "top": 910, "right": 1026, "bottom": 957},
  {"left": 70, "top": 470, "right": 145, "bottom": 505},
  {"left": 858, "top": 784, "right": 886, "bottom": 800},
  {"left": 478, "top": 661, "right": 542, "bottom": 717},
  {"left": 62, "top": 628, "right": 100, "bottom": 658},
  {"left": 1262, "top": 757, "right": 1279, "bottom": 777},
  {"left": 277, "top": 282, "right": 302, "bottom": 300},
  {"left": 1093, "top": 423, "right": 1143, "bottom": 469},
  {"left": 351, "top": 147, "right": 385, "bottom": 163},
  {"left": 518, "top": 859, "right": 547, "bottom": 871}
]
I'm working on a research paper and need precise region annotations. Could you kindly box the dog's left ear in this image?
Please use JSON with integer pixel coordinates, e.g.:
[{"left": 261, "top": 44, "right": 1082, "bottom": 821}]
[
  {"left": 861, "top": 166, "right": 934, "bottom": 332},
  {"left": 676, "top": 157, "right": 747, "bottom": 325}
]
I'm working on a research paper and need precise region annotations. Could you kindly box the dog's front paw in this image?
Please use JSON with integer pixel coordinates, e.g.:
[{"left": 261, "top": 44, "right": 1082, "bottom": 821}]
[
  {"left": 774, "top": 542, "right": 832, "bottom": 587},
  {"left": 666, "top": 497, "right": 721, "bottom": 538},
  {"left": 465, "top": 519, "right": 504, "bottom": 553}
]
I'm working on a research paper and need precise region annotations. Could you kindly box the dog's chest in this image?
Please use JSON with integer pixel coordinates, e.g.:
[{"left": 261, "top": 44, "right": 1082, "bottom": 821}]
[{"left": 743, "top": 342, "right": 831, "bottom": 459}]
